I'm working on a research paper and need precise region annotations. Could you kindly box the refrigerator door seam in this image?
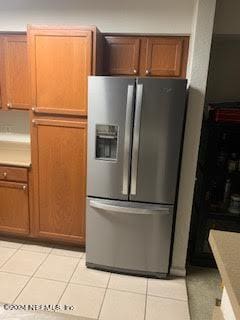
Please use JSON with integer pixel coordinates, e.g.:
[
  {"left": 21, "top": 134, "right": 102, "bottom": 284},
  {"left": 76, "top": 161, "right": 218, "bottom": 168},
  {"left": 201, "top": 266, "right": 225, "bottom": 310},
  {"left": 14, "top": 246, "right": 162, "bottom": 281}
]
[
  {"left": 130, "top": 83, "right": 143, "bottom": 195},
  {"left": 122, "top": 84, "right": 134, "bottom": 195}
]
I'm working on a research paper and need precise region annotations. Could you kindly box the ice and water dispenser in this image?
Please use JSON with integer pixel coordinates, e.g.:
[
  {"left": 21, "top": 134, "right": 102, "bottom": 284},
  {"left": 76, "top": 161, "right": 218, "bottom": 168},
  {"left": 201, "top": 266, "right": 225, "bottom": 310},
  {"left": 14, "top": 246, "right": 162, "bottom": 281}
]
[{"left": 95, "top": 125, "right": 118, "bottom": 161}]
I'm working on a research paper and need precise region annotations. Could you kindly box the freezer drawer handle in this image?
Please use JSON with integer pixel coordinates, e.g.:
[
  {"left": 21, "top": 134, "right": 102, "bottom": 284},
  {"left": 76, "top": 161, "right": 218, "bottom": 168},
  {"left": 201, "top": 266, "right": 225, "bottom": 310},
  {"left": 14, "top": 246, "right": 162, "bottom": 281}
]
[
  {"left": 122, "top": 85, "right": 134, "bottom": 195},
  {"left": 131, "top": 84, "right": 143, "bottom": 195},
  {"left": 90, "top": 200, "right": 170, "bottom": 215}
]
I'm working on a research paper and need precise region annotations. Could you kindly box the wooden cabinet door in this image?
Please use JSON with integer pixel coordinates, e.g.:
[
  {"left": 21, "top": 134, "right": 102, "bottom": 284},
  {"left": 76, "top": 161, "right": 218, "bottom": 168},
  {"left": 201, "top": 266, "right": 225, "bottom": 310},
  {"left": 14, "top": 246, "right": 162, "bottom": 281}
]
[
  {"left": 144, "top": 37, "right": 188, "bottom": 77},
  {"left": 0, "top": 35, "right": 31, "bottom": 110},
  {"left": 104, "top": 37, "right": 140, "bottom": 75},
  {"left": 32, "top": 118, "right": 87, "bottom": 244},
  {"left": 28, "top": 26, "right": 92, "bottom": 116},
  {"left": 0, "top": 36, "right": 3, "bottom": 110},
  {"left": 0, "top": 181, "right": 29, "bottom": 235}
]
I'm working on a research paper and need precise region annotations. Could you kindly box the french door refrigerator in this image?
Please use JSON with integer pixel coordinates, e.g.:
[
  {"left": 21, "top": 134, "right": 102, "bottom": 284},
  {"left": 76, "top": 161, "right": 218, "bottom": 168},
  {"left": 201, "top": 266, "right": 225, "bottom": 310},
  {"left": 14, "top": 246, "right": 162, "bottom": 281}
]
[{"left": 86, "top": 76, "right": 187, "bottom": 277}]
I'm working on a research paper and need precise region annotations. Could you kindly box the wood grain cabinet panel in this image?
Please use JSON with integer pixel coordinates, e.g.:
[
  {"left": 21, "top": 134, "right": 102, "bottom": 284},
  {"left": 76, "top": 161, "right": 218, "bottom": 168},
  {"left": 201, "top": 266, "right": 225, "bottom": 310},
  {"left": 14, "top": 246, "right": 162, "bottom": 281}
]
[
  {"left": 144, "top": 37, "right": 188, "bottom": 77},
  {"left": 0, "top": 166, "right": 28, "bottom": 182},
  {"left": 0, "top": 181, "right": 29, "bottom": 235},
  {"left": 32, "top": 118, "right": 87, "bottom": 244},
  {"left": 0, "top": 35, "right": 31, "bottom": 110},
  {"left": 28, "top": 26, "right": 93, "bottom": 116},
  {"left": 104, "top": 37, "right": 140, "bottom": 75},
  {"left": 103, "top": 35, "right": 189, "bottom": 78},
  {"left": 0, "top": 36, "right": 3, "bottom": 110}
]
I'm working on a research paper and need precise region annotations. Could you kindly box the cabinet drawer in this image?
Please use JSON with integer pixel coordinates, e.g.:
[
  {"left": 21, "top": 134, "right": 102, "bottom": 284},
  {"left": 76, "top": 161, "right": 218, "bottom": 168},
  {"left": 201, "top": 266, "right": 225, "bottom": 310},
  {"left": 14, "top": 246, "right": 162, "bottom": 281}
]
[
  {"left": 0, "top": 166, "right": 28, "bottom": 182},
  {"left": 0, "top": 181, "right": 29, "bottom": 235}
]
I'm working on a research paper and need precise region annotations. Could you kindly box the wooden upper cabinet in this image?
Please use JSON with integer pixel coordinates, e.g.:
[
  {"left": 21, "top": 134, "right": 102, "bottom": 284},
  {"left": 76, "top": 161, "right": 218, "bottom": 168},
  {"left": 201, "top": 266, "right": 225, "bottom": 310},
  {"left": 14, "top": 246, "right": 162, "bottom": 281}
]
[
  {"left": 144, "top": 37, "right": 188, "bottom": 77},
  {"left": 32, "top": 118, "right": 87, "bottom": 244},
  {"left": 103, "top": 35, "right": 189, "bottom": 78},
  {"left": 0, "top": 35, "right": 31, "bottom": 110},
  {"left": 28, "top": 26, "right": 95, "bottom": 116},
  {"left": 104, "top": 37, "right": 140, "bottom": 75}
]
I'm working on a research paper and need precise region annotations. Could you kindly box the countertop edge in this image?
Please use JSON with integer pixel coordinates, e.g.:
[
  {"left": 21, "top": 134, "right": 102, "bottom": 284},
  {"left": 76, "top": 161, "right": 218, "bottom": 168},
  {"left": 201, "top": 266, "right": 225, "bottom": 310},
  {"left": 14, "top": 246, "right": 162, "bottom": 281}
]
[
  {"left": 209, "top": 230, "right": 240, "bottom": 319},
  {"left": 0, "top": 161, "right": 31, "bottom": 168}
]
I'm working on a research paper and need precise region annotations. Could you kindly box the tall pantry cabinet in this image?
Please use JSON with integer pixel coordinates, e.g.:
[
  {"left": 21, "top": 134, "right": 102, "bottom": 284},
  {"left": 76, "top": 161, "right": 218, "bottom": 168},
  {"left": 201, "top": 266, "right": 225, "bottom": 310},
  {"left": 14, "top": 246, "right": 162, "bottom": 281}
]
[{"left": 28, "top": 26, "right": 101, "bottom": 244}]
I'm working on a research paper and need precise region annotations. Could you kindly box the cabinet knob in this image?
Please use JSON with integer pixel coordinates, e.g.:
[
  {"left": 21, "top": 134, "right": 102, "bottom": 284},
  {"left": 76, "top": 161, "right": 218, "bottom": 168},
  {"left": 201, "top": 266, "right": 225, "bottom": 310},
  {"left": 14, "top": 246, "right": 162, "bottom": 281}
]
[
  {"left": 7, "top": 103, "right": 12, "bottom": 109},
  {"left": 32, "top": 120, "right": 36, "bottom": 125},
  {"left": 3, "top": 172, "right": 7, "bottom": 178},
  {"left": 32, "top": 107, "right": 35, "bottom": 112},
  {"left": 133, "top": 69, "right": 137, "bottom": 74},
  {"left": 22, "top": 185, "right": 27, "bottom": 191},
  {"left": 145, "top": 69, "right": 150, "bottom": 75}
]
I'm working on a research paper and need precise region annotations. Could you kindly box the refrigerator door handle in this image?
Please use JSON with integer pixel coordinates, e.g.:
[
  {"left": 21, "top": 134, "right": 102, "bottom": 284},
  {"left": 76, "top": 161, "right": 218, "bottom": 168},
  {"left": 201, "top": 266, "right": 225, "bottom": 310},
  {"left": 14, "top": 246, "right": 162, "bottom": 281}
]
[
  {"left": 122, "top": 84, "right": 134, "bottom": 195},
  {"left": 131, "top": 83, "right": 143, "bottom": 195},
  {"left": 90, "top": 200, "right": 170, "bottom": 215}
]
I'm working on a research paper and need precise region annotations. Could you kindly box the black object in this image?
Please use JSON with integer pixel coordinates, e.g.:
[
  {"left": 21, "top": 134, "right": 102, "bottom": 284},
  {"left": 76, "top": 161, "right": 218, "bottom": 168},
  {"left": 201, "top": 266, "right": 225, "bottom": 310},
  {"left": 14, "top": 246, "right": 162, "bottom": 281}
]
[{"left": 188, "top": 106, "right": 240, "bottom": 267}]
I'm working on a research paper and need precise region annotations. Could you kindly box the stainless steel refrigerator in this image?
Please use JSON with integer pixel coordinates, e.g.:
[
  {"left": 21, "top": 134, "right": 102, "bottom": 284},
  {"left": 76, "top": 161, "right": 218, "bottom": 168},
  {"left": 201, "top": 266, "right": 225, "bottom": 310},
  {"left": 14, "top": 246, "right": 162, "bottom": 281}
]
[{"left": 86, "top": 76, "right": 187, "bottom": 277}]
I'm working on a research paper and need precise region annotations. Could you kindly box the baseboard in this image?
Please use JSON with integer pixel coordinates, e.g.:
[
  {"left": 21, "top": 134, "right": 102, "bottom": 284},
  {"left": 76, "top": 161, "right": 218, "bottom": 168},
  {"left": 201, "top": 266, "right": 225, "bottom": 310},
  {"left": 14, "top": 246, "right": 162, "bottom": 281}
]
[{"left": 170, "top": 267, "right": 186, "bottom": 277}]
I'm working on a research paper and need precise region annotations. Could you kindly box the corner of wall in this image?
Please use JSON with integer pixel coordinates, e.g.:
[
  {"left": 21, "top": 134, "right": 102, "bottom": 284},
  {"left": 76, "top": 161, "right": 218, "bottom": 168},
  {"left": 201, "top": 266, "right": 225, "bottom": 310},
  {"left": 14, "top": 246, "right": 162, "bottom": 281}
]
[{"left": 170, "top": 0, "right": 217, "bottom": 276}]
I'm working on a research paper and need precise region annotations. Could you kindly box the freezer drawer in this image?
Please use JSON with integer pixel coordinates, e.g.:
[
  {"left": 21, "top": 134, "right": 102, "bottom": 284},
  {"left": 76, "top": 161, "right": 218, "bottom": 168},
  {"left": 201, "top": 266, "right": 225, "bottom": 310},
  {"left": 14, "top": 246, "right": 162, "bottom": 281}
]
[{"left": 86, "top": 198, "right": 173, "bottom": 277}]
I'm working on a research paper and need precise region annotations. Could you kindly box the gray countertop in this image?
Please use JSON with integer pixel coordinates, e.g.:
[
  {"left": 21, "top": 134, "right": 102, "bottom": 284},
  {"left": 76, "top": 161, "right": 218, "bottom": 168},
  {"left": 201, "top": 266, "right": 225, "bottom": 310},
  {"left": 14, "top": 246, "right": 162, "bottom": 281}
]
[{"left": 209, "top": 230, "right": 240, "bottom": 319}]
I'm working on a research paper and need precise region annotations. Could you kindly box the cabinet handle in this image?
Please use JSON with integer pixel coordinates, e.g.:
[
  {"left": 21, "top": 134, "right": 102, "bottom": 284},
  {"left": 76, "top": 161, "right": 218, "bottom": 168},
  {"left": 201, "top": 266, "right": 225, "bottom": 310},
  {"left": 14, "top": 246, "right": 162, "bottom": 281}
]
[
  {"left": 133, "top": 69, "right": 137, "bottom": 74},
  {"left": 7, "top": 103, "right": 12, "bottom": 109},
  {"left": 3, "top": 172, "right": 7, "bottom": 178},
  {"left": 22, "top": 185, "right": 27, "bottom": 191},
  {"left": 145, "top": 69, "right": 150, "bottom": 75}
]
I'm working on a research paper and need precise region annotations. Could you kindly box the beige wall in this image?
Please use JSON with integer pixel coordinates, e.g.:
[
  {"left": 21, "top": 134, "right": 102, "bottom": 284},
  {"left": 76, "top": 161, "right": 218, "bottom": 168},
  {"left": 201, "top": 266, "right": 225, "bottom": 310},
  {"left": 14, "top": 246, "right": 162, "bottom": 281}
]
[
  {"left": 206, "top": 37, "right": 240, "bottom": 102},
  {"left": 0, "top": 0, "right": 195, "bottom": 34},
  {"left": 214, "top": 0, "right": 240, "bottom": 34},
  {"left": 0, "top": 111, "right": 29, "bottom": 134}
]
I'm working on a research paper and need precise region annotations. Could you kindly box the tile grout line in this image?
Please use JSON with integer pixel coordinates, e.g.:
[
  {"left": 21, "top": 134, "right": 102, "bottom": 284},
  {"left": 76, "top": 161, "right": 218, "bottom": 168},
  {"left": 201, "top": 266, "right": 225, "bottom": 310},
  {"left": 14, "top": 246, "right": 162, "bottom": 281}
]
[
  {"left": 144, "top": 279, "right": 148, "bottom": 320},
  {"left": 0, "top": 242, "right": 24, "bottom": 269},
  {"left": 97, "top": 272, "right": 112, "bottom": 320},
  {"left": 1, "top": 242, "right": 189, "bottom": 318},
  {"left": 0, "top": 249, "right": 17, "bottom": 269},
  {"left": 103, "top": 286, "right": 147, "bottom": 295},
  {"left": 12, "top": 247, "right": 54, "bottom": 304},
  {"left": 147, "top": 293, "right": 188, "bottom": 303},
  {"left": 0, "top": 256, "right": 85, "bottom": 282},
  {"left": 0, "top": 270, "right": 69, "bottom": 284},
  {"left": 0, "top": 266, "right": 188, "bottom": 302},
  {"left": 56, "top": 255, "right": 83, "bottom": 307},
  {"left": 18, "top": 249, "right": 83, "bottom": 258},
  {"left": 1, "top": 268, "right": 148, "bottom": 295}
]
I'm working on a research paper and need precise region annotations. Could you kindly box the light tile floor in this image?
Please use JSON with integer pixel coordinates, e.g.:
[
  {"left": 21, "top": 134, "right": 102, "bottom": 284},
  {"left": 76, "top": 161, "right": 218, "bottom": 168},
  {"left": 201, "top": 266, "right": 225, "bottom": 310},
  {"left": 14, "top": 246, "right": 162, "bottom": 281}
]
[{"left": 0, "top": 238, "right": 190, "bottom": 320}]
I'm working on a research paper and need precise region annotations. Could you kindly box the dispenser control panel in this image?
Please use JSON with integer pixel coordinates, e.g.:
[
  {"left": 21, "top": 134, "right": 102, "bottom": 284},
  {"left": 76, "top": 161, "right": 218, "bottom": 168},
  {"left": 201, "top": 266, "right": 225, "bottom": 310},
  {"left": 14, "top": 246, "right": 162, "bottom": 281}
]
[{"left": 95, "top": 125, "right": 118, "bottom": 161}]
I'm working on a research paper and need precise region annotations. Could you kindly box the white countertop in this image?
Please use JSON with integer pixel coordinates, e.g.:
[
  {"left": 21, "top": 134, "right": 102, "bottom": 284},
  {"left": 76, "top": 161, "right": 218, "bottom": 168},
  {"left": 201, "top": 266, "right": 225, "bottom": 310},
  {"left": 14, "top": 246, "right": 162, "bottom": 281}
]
[
  {"left": 0, "top": 133, "right": 30, "bottom": 143},
  {"left": 0, "top": 141, "right": 31, "bottom": 168}
]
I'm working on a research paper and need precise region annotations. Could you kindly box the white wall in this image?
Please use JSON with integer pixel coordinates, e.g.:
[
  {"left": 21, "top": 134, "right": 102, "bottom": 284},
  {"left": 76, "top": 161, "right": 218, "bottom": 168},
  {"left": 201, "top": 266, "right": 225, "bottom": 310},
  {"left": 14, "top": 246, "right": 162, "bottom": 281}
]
[
  {"left": 171, "top": 0, "right": 216, "bottom": 276},
  {"left": 0, "top": 0, "right": 194, "bottom": 34},
  {"left": 214, "top": 0, "right": 240, "bottom": 34}
]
